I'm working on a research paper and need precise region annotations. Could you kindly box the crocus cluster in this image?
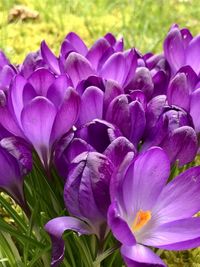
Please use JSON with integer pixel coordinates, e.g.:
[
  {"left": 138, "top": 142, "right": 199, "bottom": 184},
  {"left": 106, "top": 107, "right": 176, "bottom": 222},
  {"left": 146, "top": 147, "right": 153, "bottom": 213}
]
[{"left": 1, "top": 24, "right": 200, "bottom": 266}]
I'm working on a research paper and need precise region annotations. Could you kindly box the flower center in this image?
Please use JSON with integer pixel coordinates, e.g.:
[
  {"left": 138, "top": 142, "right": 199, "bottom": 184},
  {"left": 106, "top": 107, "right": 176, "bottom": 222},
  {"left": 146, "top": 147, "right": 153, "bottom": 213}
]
[{"left": 132, "top": 209, "right": 151, "bottom": 232}]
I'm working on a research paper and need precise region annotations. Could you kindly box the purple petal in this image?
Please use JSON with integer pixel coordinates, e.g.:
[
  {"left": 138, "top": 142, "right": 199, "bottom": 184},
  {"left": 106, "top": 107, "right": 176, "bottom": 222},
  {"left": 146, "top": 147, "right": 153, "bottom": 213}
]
[
  {"left": 190, "top": 88, "right": 200, "bottom": 132},
  {"left": 121, "top": 244, "right": 166, "bottom": 267},
  {"left": 103, "top": 80, "right": 123, "bottom": 113},
  {"left": 186, "top": 35, "right": 200, "bottom": 74},
  {"left": 20, "top": 51, "right": 44, "bottom": 79},
  {"left": 10, "top": 75, "right": 27, "bottom": 127},
  {"left": 108, "top": 201, "right": 136, "bottom": 246},
  {"left": 28, "top": 68, "right": 55, "bottom": 96},
  {"left": 23, "top": 83, "right": 37, "bottom": 106},
  {"left": 114, "top": 38, "right": 124, "bottom": 52},
  {"left": 106, "top": 95, "right": 130, "bottom": 138},
  {"left": 178, "top": 65, "right": 198, "bottom": 92},
  {"left": 45, "top": 216, "right": 91, "bottom": 267},
  {"left": 104, "top": 33, "right": 116, "bottom": 46},
  {"left": 41, "top": 41, "right": 60, "bottom": 74},
  {"left": 145, "top": 54, "right": 164, "bottom": 69},
  {"left": 78, "top": 86, "right": 103, "bottom": 126},
  {"left": 110, "top": 152, "right": 135, "bottom": 205},
  {"left": 146, "top": 218, "right": 200, "bottom": 250},
  {"left": 126, "top": 67, "right": 154, "bottom": 100},
  {"left": 152, "top": 166, "right": 200, "bottom": 224},
  {"left": 161, "top": 126, "right": 198, "bottom": 166},
  {"left": 60, "top": 40, "right": 75, "bottom": 59},
  {"left": 181, "top": 28, "right": 193, "bottom": 48},
  {"left": 97, "top": 47, "right": 115, "bottom": 72},
  {"left": 0, "top": 90, "right": 24, "bottom": 137},
  {"left": 152, "top": 70, "right": 168, "bottom": 97},
  {"left": 65, "top": 52, "right": 94, "bottom": 87},
  {"left": 0, "top": 146, "right": 25, "bottom": 207},
  {"left": 47, "top": 75, "right": 71, "bottom": 107},
  {"left": 167, "top": 73, "right": 190, "bottom": 111},
  {"left": 104, "top": 136, "right": 135, "bottom": 168},
  {"left": 21, "top": 96, "right": 57, "bottom": 166},
  {"left": 51, "top": 88, "right": 80, "bottom": 143},
  {"left": 76, "top": 75, "right": 104, "bottom": 95},
  {"left": 122, "top": 147, "right": 170, "bottom": 215},
  {"left": 66, "top": 32, "right": 88, "bottom": 56},
  {"left": 123, "top": 49, "right": 137, "bottom": 87},
  {"left": 129, "top": 101, "right": 146, "bottom": 146},
  {"left": 164, "top": 27, "right": 185, "bottom": 74},
  {"left": 129, "top": 90, "right": 147, "bottom": 109},
  {"left": 0, "top": 65, "right": 15, "bottom": 91},
  {"left": 54, "top": 132, "right": 74, "bottom": 179},
  {"left": 0, "top": 136, "right": 32, "bottom": 173},
  {"left": 76, "top": 119, "right": 121, "bottom": 153},
  {"left": 100, "top": 52, "right": 126, "bottom": 86},
  {"left": 0, "top": 51, "right": 9, "bottom": 68},
  {"left": 145, "top": 95, "right": 167, "bottom": 131},
  {"left": 86, "top": 38, "right": 110, "bottom": 70}
]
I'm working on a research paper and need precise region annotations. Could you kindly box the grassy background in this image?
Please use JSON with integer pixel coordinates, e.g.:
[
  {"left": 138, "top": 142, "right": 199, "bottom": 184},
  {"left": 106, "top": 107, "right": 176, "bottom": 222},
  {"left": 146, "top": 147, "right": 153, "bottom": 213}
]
[
  {"left": 1, "top": 0, "right": 200, "bottom": 63},
  {"left": 1, "top": 0, "right": 200, "bottom": 266}
]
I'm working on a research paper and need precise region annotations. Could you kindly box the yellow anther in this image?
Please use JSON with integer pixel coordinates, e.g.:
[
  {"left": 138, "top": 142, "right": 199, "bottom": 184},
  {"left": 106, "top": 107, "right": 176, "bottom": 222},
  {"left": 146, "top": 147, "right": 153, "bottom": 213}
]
[{"left": 132, "top": 209, "right": 151, "bottom": 232}]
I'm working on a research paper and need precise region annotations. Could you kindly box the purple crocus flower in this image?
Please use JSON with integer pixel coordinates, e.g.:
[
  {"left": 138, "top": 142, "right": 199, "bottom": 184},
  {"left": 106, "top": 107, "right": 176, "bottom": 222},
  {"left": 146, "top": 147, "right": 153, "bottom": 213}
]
[
  {"left": 0, "top": 135, "right": 32, "bottom": 208},
  {"left": 41, "top": 33, "right": 137, "bottom": 90},
  {"left": 143, "top": 95, "right": 198, "bottom": 166},
  {"left": 108, "top": 147, "right": 200, "bottom": 266},
  {"left": 106, "top": 93, "right": 146, "bottom": 147},
  {"left": 45, "top": 151, "right": 115, "bottom": 267},
  {"left": 54, "top": 127, "right": 135, "bottom": 180},
  {"left": 166, "top": 66, "right": 200, "bottom": 134},
  {"left": 144, "top": 53, "right": 170, "bottom": 97},
  {"left": 0, "top": 69, "right": 80, "bottom": 168},
  {"left": 164, "top": 24, "right": 200, "bottom": 75},
  {"left": 41, "top": 32, "right": 124, "bottom": 76},
  {"left": 0, "top": 50, "right": 16, "bottom": 91},
  {"left": 47, "top": 137, "right": 135, "bottom": 266}
]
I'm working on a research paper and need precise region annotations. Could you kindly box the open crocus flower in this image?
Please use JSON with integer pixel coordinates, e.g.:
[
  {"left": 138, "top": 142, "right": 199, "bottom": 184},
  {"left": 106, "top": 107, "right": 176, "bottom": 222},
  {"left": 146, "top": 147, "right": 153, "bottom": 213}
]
[
  {"left": 164, "top": 24, "right": 200, "bottom": 76},
  {"left": 0, "top": 68, "right": 80, "bottom": 168},
  {"left": 108, "top": 147, "right": 200, "bottom": 266}
]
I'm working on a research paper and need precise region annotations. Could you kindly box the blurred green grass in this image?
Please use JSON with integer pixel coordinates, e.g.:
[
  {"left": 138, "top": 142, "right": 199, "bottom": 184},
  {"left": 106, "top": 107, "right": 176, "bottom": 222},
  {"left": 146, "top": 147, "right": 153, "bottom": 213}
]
[{"left": 1, "top": 0, "right": 200, "bottom": 63}]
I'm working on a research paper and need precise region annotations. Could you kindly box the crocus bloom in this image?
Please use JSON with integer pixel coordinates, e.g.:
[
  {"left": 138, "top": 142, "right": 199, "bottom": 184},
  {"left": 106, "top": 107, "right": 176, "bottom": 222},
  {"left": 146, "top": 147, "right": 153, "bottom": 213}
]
[
  {"left": 41, "top": 32, "right": 124, "bottom": 76},
  {"left": 166, "top": 66, "right": 200, "bottom": 134},
  {"left": 143, "top": 95, "right": 198, "bottom": 166},
  {"left": 0, "top": 135, "right": 32, "bottom": 207},
  {"left": 54, "top": 129, "right": 135, "bottom": 180},
  {"left": 164, "top": 24, "right": 200, "bottom": 75},
  {"left": 47, "top": 140, "right": 135, "bottom": 266},
  {"left": 0, "top": 50, "right": 16, "bottom": 91},
  {"left": 108, "top": 147, "right": 200, "bottom": 266},
  {"left": 41, "top": 34, "right": 137, "bottom": 90},
  {"left": 106, "top": 93, "right": 146, "bottom": 147},
  {"left": 45, "top": 151, "right": 115, "bottom": 267},
  {"left": 0, "top": 69, "right": 80, "bottom": 167}
]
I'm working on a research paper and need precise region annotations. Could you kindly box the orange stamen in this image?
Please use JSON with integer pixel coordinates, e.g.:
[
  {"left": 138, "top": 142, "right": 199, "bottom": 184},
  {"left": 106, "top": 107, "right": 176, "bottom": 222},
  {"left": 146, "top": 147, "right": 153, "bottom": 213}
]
[{"left": 132, "top": 209, "right": 151, "bottom": 232}]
